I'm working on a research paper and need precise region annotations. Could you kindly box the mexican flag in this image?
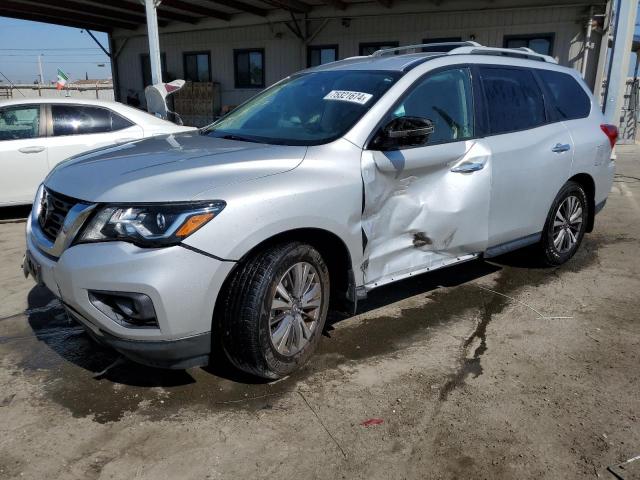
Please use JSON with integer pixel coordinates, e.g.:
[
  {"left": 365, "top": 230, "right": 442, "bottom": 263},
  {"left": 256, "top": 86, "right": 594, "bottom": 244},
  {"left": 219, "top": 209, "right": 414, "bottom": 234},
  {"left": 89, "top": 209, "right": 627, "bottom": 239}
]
[{"left": 56, "top": 69, "right": 68, "bottom": 90}]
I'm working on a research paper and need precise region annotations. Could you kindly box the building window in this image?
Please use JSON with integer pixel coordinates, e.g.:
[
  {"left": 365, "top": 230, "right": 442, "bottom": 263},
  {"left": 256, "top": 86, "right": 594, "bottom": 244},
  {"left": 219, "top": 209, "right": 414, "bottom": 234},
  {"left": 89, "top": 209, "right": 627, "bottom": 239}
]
[
  {"left": 307, "top": 45, "right": 338, "bottom": 67},
  {"left": 141, "top": 53, "right": 167, "bottom": 88},
  {"left": 183, "top": 51, "right": 211, "bottom": 82},
  {"left": 234, "top": 49, "right": 265, "bottom": 89},
  {"left": 359, "top": 41, "right": 399, "bottom": 56},
  {"left": 421, "top": 37, "right": 462, "bottom": 52},
  {"left": 503, "top": 33, "right": 554, "bottom": 56}
]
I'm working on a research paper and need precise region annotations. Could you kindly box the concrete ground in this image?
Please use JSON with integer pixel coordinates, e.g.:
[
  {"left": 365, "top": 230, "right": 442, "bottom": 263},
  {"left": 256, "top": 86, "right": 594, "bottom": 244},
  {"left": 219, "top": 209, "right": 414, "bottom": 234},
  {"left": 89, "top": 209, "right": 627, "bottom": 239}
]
[{"left": 1, "top": 146, "right": 639, "bottom": 480}]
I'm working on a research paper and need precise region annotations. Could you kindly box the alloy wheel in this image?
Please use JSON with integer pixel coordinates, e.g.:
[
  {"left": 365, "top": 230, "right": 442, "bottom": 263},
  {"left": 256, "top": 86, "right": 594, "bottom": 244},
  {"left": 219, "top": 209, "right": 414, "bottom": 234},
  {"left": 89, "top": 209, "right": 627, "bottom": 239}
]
[
  {"left": 552, "top": 195, "right": 583, "bottom": 254},
  {"left": 269, "top": 261, "right": 322, "bottom": 356}
]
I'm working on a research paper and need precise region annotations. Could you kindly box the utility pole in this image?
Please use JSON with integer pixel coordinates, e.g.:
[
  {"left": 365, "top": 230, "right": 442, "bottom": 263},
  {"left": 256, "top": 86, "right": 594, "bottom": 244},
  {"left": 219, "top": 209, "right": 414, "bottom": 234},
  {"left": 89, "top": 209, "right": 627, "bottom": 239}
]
[
  {"left": 604, "top": 0, "right": 639, "bottom": 125},
  {"left": 143, "top": 0, "right": 163, "bottom": 86},
  {"left": 37, "top": 54, "right": 44, "bottom": 85}
]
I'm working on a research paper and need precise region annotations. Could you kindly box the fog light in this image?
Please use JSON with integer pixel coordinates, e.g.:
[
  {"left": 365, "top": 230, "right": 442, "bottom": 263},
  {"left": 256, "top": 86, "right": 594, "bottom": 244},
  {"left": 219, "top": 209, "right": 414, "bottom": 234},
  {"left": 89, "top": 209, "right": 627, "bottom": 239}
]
[{"left": 88, "top": 290, "right": 158, "bottom": 328}]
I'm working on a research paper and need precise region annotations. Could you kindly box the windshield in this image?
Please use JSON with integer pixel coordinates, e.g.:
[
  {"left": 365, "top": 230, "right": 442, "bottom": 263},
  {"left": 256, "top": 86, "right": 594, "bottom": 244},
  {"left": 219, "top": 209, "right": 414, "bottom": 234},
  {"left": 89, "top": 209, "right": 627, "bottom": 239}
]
[{"left": 203, "top": 70, "right": 401, "bottom": 146}]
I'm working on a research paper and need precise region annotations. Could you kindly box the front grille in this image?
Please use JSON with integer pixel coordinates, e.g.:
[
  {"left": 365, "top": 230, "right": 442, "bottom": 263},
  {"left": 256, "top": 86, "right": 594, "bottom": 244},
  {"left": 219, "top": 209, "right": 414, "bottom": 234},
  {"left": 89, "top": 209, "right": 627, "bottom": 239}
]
[{"left": 38, "top": 188, "right": 78, "bottom": 241}]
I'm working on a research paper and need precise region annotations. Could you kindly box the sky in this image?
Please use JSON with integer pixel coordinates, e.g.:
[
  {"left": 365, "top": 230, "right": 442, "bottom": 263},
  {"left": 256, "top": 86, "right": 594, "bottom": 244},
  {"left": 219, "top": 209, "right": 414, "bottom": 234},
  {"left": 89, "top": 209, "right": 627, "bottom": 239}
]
[
  {"left": 0, "top": 6, "right": 639, "bottom": 85},
  {"left": 0, "top": 17, "right": 111, "bottom": 85}
]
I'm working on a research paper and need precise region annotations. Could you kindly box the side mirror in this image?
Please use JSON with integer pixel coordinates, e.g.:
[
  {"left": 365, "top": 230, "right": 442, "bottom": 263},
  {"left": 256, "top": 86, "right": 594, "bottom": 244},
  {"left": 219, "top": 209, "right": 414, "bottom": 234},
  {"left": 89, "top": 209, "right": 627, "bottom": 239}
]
[{"left": 371, "top": 116, "right": 434, "bottom": 150}]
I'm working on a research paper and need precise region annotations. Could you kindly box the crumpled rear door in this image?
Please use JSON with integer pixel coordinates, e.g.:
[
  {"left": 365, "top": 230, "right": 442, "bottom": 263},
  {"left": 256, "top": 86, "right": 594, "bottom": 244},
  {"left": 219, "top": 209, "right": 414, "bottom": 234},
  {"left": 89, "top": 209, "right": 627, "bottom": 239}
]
[{"left": 361, "top": 139, "right": 491, "bottom": 288}]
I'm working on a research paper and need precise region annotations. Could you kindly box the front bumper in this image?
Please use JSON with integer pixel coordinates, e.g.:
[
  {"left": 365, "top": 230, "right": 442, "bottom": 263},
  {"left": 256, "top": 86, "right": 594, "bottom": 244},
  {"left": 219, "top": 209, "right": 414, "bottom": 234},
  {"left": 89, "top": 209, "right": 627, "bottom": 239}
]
[
  {"left": 66, "top": 303, "right": 212, "bottom": 369},
  {"left": 25, "top": 216, "right": 235, "bottom": 369}
]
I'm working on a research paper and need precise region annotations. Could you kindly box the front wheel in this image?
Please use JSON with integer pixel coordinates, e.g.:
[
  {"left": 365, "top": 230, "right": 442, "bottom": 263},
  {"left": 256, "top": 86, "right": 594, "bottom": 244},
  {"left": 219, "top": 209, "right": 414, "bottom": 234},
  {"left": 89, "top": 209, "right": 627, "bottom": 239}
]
[
  {"left": 538, "top": 181, "right": 589, "bottom": 266},
  {"left": 221, "top": 242, "right": 330, "bottom": 379}
]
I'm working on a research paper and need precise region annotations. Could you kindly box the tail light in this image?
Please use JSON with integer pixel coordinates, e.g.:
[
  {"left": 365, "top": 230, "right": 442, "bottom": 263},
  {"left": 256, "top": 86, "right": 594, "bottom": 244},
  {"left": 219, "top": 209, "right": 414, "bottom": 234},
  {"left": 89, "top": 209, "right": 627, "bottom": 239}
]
[{"left": 600, "top": 124, "right": 618, "bottom": 149}]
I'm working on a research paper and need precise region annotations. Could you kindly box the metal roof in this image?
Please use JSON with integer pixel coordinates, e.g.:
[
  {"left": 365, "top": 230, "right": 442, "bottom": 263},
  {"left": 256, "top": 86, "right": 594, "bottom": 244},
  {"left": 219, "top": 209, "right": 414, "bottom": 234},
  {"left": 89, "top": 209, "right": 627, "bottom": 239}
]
[
  {"left": 0, "top": 0, "right": 397, "bottom": 32},
  {"left": 0, "top": 0, "right": 608, "bottom": 33}
]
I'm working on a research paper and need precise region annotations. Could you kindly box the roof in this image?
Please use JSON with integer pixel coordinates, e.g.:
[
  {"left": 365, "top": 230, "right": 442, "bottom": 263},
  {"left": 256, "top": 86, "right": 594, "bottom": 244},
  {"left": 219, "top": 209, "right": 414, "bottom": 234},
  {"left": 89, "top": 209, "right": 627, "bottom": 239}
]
[
  {"left": 0, "top": 0, "right": 609, "bottom": 33},
  {"left": 0, "top": 97, "right": 124, "bottom": 107}
]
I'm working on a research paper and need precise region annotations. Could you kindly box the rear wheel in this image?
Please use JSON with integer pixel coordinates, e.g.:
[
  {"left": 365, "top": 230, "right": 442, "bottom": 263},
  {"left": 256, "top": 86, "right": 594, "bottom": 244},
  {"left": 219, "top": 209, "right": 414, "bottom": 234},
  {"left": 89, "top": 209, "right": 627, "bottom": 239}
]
[
  {"left": 221, "top": 242, "right": 329, "bottom": 379},
  {"left": 539, "top": 181, "right": 589, "bottom": 266}
]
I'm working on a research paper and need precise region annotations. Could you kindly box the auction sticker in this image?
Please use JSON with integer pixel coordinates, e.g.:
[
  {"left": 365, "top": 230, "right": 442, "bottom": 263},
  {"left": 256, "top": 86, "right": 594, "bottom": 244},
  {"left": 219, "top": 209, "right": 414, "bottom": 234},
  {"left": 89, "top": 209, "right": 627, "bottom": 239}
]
[{"left": 323, "top": 90, "right": 373, "bottom": 105}]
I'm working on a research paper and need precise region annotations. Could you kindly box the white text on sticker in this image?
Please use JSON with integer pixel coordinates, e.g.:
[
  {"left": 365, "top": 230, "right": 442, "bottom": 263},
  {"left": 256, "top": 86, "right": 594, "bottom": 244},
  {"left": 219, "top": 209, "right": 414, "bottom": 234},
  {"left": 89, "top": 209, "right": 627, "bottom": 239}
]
[{"left": 324, "top": 90, "right": 373, "bottom": 105}]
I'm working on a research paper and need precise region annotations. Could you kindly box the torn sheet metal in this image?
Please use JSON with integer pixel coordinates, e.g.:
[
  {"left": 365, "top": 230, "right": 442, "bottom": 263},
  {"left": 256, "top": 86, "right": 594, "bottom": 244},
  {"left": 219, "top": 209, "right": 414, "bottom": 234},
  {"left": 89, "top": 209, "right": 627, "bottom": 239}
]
[{"left": 361, "top": 140, "right": 491, "bottom": 289}]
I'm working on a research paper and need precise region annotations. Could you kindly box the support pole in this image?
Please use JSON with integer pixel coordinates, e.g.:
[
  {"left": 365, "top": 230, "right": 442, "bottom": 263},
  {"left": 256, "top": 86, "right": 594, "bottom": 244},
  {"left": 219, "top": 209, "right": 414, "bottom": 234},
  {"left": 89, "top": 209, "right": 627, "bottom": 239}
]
[
  {"left": 143, "top": 0, "right": 163, "bottom": 86},
  {"left": 581, "top": 6, "right": 594, "bottom": 78},
  {"left": 603, "top": 0, "right": 639, "bottom": 125}
]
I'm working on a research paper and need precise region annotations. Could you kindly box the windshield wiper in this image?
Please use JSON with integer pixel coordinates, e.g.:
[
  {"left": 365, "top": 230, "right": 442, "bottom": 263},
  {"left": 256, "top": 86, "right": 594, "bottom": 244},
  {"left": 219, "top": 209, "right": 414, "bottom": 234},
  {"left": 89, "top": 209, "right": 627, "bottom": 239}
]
[{"left": 218, "top": 134, "right": 261, "bottom": 143}]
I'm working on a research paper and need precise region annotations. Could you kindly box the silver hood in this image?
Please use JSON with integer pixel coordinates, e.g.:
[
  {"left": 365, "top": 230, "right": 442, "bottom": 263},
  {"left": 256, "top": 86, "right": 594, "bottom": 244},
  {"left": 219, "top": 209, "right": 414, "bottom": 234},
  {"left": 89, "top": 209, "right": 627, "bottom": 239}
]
[{"left": 44, "top": 132, "right": 307, "bottom": 203}]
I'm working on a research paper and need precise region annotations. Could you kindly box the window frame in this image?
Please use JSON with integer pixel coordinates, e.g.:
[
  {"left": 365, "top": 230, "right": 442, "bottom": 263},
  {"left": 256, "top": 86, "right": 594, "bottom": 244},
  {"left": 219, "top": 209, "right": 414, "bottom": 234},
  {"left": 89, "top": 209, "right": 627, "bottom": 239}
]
[
  {"left": 306, "top": 44, "right": 339, "bottom": 68},
  {"left": 182, "top": 50, "right": 212, "bottom": 82},
  {"left": 140, "top": 52, "right": 168, "bottom": 89},
  {"left": 0, "top": 104, "right": 46, "bottom": 141},
  {"left": 359, "top": 41, "right": 400, "bottom": 56},
  {"left": 365, "top": 64, "right": 481, "bottom": 151},
  {"left": 47, "top": 104, "right": 135, "bottom": 137},
  {"left": 233, "top": 48, "right": 265, "bottom": 89},
  {"left": 503, "top": 33, "right": 555, "bottom": 57}
]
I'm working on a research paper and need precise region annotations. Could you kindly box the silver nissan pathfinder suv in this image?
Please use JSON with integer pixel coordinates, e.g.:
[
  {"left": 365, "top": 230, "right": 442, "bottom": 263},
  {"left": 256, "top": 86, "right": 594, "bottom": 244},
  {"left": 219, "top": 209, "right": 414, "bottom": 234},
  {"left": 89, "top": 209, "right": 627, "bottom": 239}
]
[{"left": 24, "top": 43, "right": 617, "bottom": 379}]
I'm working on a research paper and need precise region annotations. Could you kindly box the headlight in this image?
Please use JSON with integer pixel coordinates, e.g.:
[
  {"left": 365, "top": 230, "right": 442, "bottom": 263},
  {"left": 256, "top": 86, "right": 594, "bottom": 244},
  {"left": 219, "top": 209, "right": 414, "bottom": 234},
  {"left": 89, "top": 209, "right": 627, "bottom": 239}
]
[{"left": 76, "top": 201, "right": 226, "bottom": 247}]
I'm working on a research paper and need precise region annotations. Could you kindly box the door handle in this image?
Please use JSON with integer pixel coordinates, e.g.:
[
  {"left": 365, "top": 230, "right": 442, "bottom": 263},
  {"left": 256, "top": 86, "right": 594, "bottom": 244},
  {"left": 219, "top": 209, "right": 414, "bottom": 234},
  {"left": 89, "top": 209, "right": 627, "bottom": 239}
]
[
  {"left": 552, "top": 143, "right": 571, "bottom": 153},
  {"left": 18, "top": 146, "right": 45, "bottom": 154},
  {"left": 451, "top": 161, "right": 485, "bottom": 173}
]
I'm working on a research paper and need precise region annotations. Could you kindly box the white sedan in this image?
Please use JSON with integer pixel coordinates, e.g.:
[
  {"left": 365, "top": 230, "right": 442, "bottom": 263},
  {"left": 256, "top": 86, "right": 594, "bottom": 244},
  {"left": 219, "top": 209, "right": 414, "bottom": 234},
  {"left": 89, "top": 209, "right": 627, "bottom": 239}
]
[{"left": 0, "top": 98, "right": 195, "bottom": 206}]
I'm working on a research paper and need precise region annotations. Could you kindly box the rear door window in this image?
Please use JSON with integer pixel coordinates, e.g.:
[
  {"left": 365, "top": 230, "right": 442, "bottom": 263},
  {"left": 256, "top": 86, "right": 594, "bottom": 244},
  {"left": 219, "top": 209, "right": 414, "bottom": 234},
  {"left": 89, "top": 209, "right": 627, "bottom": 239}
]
[
  {"left": 480, "top": 67, "right": 546, "bottom": 135},
  {"left": 537, "top": 69, "right": 591, "bottom": 120},
  {"left": 52, "top": 105, "right": 133, "bottom": 136},
  {"left": 0, "top": 105, "right": 40, "bottom": 141}
]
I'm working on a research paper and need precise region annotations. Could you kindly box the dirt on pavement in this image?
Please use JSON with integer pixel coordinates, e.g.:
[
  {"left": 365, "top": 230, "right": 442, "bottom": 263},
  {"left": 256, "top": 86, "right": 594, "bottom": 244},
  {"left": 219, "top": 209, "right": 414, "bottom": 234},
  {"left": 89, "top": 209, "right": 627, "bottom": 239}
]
[{"left": 0, "top": 146, "right": 639, "bottom": 480}]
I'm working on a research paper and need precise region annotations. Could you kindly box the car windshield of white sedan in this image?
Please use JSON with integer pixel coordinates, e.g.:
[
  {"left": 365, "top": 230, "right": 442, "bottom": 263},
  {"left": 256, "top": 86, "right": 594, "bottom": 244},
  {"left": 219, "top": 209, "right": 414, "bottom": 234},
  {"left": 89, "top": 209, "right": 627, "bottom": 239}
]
[{"left": 204, "top": 70, "right": 401, "bottom": 145}]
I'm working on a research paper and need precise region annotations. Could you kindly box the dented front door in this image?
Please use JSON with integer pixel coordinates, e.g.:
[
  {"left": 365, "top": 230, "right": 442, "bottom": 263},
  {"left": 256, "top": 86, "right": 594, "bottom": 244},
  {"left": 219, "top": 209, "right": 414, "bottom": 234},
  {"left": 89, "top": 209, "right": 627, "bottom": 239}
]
[{"left": 360, "top": 66, "right": 491, "bottom": 288}]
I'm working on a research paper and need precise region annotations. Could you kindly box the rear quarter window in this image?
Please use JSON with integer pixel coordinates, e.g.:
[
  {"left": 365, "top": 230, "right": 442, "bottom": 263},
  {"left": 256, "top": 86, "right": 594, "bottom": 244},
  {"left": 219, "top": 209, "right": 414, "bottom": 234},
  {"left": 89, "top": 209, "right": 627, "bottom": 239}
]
[
  {"left": 52, "top": 105, "right": 134, "bottom": 136},
  {"left": 537, "top": 69, "right": 591, "bottom": 120}
]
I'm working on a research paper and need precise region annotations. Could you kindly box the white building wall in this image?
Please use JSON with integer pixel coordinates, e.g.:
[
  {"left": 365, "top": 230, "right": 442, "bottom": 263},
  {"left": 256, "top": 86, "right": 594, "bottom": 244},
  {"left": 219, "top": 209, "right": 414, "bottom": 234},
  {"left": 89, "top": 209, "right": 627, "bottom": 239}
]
[{"left": 113, "top": 3, "right": 599, "bottom": 107}]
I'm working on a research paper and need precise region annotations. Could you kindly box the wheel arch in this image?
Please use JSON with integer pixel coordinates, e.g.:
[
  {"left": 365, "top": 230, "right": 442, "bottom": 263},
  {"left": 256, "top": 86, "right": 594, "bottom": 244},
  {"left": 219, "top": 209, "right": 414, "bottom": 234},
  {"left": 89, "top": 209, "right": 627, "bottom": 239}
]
[
  {"left": 213, "top": 227, "right": 357, "bottom": 332},
  {"left": 568, "top": 173, "right": 596, "bottom": 232}
]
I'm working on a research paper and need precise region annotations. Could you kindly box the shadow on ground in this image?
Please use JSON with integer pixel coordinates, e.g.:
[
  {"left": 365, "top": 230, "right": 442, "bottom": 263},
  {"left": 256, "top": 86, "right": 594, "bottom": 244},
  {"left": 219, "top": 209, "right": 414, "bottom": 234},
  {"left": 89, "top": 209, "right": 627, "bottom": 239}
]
[
  {"left": 10, "top": 238, "right": 608, "bottom": 423},
  {"left": 0, "top": 205, "right": 31, "bottom": 222}
]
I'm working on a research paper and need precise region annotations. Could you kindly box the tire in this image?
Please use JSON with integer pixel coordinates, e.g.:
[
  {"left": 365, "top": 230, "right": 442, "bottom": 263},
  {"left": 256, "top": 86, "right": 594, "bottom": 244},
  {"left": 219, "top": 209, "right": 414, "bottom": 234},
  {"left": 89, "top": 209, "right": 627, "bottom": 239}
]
[
  {"left": 221, "top": 242, "right": 330, "bottom": 379},
  {"left": 538, "top": 181, "right": 589, "bottom": 266}
]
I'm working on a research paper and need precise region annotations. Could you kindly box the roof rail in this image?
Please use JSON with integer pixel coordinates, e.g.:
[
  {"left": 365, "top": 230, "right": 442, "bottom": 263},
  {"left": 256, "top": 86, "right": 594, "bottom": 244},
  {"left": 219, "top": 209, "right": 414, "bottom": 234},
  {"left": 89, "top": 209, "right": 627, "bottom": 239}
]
[
  {"left": 448, "top": 45, "right": 558, "bottom": 64},
  {"left": 371, "top": 41, "right": 481, "bottom": 57}
]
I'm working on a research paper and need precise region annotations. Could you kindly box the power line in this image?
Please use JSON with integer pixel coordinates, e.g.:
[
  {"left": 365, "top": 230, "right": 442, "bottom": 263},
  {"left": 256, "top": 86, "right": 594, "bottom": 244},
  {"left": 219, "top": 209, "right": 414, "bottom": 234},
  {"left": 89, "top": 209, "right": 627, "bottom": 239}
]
[
  {"left": 2, "top": 61, "right": 110, "bottom": 64},
  {"left": 0, "top": 47, "right": 105, "bottom": 51},
  {"left": 0, "top": 53, "right": 109, "bottom": 57},
  {"left": 0, "top": 71, "right": 26, "bottom": 97}
]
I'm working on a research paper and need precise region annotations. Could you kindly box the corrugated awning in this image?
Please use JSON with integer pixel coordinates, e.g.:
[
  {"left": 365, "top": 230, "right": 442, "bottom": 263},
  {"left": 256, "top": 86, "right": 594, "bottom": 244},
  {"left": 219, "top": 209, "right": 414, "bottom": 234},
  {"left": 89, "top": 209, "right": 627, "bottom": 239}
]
[{"left": 0, "top": 0, "right": 391, "bottom": 32}]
